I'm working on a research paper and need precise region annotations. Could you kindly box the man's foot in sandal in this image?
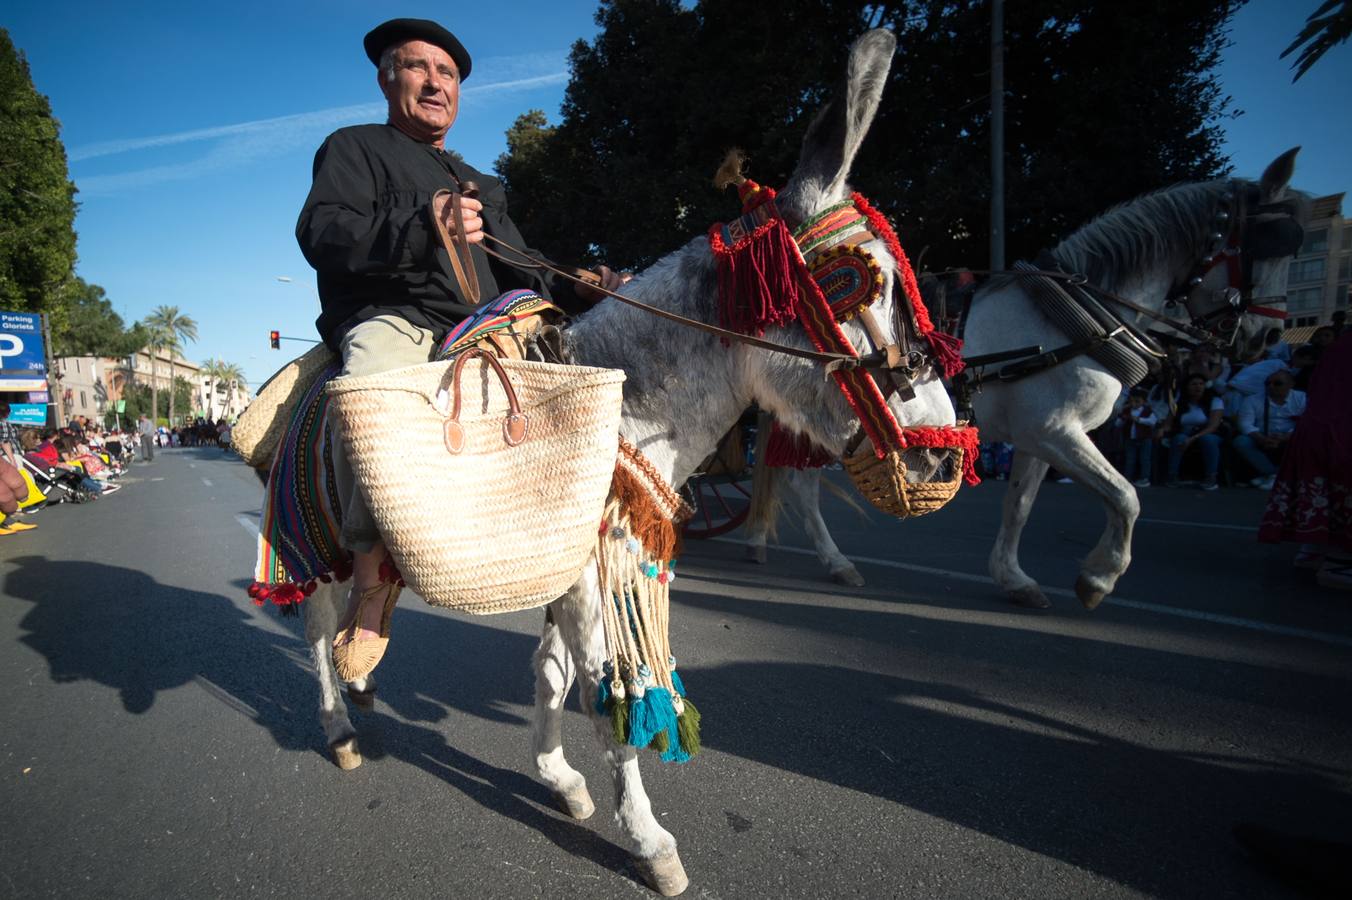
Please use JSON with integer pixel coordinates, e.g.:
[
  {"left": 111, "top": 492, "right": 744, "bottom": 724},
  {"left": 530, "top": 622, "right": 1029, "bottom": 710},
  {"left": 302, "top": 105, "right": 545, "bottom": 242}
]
[{"left": 332, "top": 579, "right": 402, "bottom": 681}]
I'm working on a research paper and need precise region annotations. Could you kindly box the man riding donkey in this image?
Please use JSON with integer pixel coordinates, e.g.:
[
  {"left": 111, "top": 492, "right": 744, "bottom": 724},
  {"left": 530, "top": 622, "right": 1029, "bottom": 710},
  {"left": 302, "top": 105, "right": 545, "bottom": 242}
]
[{"left": 297, "top": 18, "right": 624, "bottom": 681}]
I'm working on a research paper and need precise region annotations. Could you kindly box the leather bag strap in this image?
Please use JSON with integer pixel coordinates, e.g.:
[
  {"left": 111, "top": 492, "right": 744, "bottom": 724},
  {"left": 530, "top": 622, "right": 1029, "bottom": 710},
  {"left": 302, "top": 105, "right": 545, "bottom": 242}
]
[
  {"left": 431, "top": 188, "right": 482, "bottom": 307},
  {"left": 438, "top": 347, "right": 529, "bottom": 453}
]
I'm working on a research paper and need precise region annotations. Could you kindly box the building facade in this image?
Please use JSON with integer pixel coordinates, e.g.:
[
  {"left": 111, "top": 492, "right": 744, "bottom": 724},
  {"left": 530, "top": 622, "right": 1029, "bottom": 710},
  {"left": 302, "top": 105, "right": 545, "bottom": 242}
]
[{"left": 1285, "top": 193, "right": 1351, "bottom": 330}]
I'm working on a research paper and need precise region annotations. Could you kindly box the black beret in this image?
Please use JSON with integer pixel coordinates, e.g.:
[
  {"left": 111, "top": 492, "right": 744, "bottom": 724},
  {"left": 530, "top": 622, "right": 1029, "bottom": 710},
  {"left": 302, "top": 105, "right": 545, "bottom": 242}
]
[{"left": 363, "top": 18, "right": 472, "bottom": 81}]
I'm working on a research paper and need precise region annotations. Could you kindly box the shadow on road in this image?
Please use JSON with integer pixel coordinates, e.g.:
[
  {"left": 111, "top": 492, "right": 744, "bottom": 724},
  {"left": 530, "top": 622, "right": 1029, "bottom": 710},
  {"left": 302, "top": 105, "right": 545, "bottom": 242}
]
[{"left": 5, "top": 555, "right": 630, "bottom": 876}]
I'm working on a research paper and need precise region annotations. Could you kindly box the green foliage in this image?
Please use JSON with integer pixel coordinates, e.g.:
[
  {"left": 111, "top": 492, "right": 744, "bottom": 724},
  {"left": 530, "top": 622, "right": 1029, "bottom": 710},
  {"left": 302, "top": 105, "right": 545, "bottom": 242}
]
[
  {"left": 497, "top": 0, "right": 1243, "bottom": 273},
  {"left": 1282, "top": 0, "right": 1351, "bottom": 81},
  {"left": 0, "top": 28, "right": 77, "bottom": 327},
  {"left": 142, "top": 305, "right": 199, "bottom": 423},
  {"left": 50, "top": 277, "right": 147, "bottom": 357}
]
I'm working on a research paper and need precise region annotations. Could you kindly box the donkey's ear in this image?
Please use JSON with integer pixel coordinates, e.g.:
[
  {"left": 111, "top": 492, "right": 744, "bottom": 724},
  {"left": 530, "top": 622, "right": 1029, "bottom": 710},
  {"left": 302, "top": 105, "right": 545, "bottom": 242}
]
[
  {"left": 1259, "top": 147, "right": 1299, "bottom": 202},
  {"left": 782, "top": 29, "right": 896, "bottom": 215}
]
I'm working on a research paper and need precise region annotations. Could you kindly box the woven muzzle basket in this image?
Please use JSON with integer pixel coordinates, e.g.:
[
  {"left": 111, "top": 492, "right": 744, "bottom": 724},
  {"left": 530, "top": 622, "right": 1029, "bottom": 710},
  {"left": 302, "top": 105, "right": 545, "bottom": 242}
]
[
  {"left": 234, "top": 343, "right": 338, "bottom": 469},
  {"left": 843, "top": 443, "right": 965, "bottom": 519},
  {"left": 326, "top": 349, "right": 626, "bottom": 614}
]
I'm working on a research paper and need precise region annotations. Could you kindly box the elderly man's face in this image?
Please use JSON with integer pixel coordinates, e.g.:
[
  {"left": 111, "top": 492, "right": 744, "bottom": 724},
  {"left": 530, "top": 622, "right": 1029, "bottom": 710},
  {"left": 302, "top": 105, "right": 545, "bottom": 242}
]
[
  {"left": 1266, "top": 374, "right": 1294, "bottom": 403},
  {"left": 380, "top": 40, "right": 460, "bottom": 144}
]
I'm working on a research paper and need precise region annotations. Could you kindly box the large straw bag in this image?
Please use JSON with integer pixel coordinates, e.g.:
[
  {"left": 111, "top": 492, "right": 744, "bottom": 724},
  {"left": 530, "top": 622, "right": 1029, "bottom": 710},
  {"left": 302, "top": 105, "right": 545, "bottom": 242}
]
[
  {"left": 234, "top": 344, "right": 337, "bottom": 468},
  {"left": 326, "top": 348, "right": 626, "bottom": 614}
]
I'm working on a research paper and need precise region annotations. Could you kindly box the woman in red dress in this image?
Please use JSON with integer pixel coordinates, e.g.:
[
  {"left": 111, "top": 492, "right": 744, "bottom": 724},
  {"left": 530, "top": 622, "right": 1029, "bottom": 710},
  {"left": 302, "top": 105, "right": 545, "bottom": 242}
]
[{"left": 1259, "top": 331, "right": 1352, "bottom": 589}]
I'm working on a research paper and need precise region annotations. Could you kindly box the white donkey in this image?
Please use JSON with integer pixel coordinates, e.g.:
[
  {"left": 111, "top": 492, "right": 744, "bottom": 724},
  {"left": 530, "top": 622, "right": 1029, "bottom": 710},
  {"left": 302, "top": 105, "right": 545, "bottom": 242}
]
[
  {"left": 745, "top": 150, "right": 1308, "bottom": 606},
  {"left": 297, "top": 30, "right": 954, "bottom": 894}
]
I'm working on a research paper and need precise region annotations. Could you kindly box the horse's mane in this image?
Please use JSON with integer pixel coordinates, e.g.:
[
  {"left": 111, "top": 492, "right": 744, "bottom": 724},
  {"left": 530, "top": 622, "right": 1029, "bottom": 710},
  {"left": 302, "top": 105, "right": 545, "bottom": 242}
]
[{"left": 1050, "top": 180, "right": 1237, "bottom": 292}]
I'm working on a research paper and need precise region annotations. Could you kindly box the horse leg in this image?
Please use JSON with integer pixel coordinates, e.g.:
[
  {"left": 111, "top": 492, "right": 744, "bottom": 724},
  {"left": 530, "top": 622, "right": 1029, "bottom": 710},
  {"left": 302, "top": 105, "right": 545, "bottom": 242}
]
[
  {"left": 790, "top": 469, "right": 864, "bottom": 586},
  {"left": 742, "top": 448, "right": 777, "bottom": 565},
  {"left": 1024, "top": 430, "right": 1140, "bottom": 609},
  {"left": 548, "top": 569, "right": 688, "bottom": 896},
  {"left": 989, "top": 452, "right": 1054, "bottom": 609},
  {"left": 530, "top": 607, "right": 595, "bottom": 820},
  {"left": 304, "top": 581, "right": 363, "bottom": 769}
]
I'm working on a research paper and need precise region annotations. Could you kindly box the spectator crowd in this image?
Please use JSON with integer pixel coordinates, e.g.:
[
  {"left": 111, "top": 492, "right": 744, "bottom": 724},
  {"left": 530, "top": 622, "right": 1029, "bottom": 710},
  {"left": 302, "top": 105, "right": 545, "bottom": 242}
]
[{"left": 0, "top": 406, "right": 236, "bottom": 536}]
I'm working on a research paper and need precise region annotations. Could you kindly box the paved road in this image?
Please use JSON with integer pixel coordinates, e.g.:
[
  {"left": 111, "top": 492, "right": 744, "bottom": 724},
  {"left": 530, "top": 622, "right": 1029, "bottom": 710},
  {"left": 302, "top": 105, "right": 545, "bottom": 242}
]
[{"left": 2, "top": 448, "right": 1348, "bottom": 898}]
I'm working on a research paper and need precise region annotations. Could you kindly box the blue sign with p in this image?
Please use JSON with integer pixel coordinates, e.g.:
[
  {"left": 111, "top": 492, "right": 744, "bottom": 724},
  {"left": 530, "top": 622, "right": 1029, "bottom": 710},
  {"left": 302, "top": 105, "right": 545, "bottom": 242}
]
[{"left": 0, "top": 311, "right": 46, "bottom": 375}]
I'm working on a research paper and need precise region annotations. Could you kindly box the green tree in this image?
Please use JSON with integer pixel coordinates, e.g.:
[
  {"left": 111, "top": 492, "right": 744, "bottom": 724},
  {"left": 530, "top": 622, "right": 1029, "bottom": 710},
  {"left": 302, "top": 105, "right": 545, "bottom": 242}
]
[
  {"left": 143, "top": 305, "right": 198, "bottom": 424},
  {"left": 0, "top": 28, "right": 77, "bottom": 327},
  {"left": 498, "top": 0, "right": 1243, "bottom": 274},
  {"left": 1283, "top": 0, "right": 1351, "bottom": 80},
  {"left": 216, "top": 361, "right": 246, "bottom": 420},
  {"left": 199, "top": 358, "right": 226, "bottom": 420},
  {"left": 50, "top": 277, "right": 148, "bottom": 357}
]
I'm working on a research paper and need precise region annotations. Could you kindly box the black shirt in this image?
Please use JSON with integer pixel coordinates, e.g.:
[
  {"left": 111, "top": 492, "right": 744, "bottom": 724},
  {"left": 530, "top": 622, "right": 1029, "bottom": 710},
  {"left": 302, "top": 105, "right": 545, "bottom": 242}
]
[{"left": 296, "top": 124, "right": 566, "bottom": 349}]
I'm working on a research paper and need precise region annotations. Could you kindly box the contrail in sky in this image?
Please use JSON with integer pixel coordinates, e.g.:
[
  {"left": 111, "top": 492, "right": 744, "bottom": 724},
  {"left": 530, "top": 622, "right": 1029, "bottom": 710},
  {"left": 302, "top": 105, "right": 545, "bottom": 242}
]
[{"left": 70, "top": 71, "right": 568, "bottom": 163}]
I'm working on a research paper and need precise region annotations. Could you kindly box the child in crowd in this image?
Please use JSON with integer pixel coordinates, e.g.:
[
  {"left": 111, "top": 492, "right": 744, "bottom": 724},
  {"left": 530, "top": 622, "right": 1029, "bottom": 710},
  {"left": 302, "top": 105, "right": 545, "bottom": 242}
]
[{"left": 1117, "top": 388, "right": 1157, "bottom": 487}]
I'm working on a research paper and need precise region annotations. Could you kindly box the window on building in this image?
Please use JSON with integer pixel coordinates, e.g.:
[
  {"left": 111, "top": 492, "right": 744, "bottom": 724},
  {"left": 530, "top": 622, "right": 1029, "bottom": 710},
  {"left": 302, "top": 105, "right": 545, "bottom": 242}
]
[
  {"left": 1343, "top": 227, "right": 1352, "bottom": 251},
  {"left": 1291, "top": 315, "right": 1319, "bottom": 328},
  {"left": 1288, "top": 287, "right": 1323, "bottom": 312},
  {"left": 1289, "top": 258, "right": 1325, "bottom": 284},
  {"left": 80, "top": 390, "right": 87, "bottom": 407},
  {"left": 1300, "top": 227, "right": 1328, "bottom": 256},
  {"left": 1338, "top": 255, "right": 1352, "bottom": 280},
  {"left": 1338, "top": 284, "right": 1351, "bottom": 309}
]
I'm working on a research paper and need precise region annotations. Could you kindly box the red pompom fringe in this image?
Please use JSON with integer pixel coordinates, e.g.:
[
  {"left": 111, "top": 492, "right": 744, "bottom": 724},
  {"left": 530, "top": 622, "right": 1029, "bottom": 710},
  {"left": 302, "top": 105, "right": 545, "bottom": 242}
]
[
  {"left": 899, "top": 425, "right": 983, "bottom": 486},
  {"left": 709, "top": 218, "right": 802, "bottom": 337},
  {"left": 764, "top": 423, "right": 834, "bottom": 469},
  {"left": 852, "top": 193, "right": 965, "bottom": 377}
]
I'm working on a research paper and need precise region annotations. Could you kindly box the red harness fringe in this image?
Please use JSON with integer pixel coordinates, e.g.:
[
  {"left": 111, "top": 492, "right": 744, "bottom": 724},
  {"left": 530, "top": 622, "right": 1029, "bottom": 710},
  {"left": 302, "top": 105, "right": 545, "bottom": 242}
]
[
  {"left": 765, "top": 422, "right": 834, "bottom": 469},
  {"left": 851, "top": 193, "right": 966, "bottom": 378},
  {"left": 708, "top": 217, "right": 802, "bottom": 336},
  {"left": 900, "top": 425, "right": 983, "bottom": 485}
]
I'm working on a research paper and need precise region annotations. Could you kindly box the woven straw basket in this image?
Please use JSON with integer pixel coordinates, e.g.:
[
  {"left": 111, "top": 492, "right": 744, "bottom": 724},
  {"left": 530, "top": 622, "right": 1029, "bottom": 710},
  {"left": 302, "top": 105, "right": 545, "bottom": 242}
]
[
  {"left": 326, "top": 349, "right": 626, "bottom": 614},
  {"left": 234, "top": 344, "right": 337, "bottom": 468},
  {"left": 844, "top": 444, "right": 964, "bottom": 519}
]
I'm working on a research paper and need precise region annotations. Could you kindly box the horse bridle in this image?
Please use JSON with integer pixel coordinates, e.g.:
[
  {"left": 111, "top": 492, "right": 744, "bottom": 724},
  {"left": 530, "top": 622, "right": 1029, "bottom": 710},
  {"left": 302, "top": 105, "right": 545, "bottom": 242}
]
[{"left": 1166, "top": 180, "right": 1304, "bottom": 343}]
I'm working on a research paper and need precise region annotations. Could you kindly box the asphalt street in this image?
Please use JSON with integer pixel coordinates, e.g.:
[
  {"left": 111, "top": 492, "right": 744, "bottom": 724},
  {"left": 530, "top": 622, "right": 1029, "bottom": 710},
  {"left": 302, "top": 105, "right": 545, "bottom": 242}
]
[{"left": 2, "top": 447, "right": 1348, "bottom": 899}]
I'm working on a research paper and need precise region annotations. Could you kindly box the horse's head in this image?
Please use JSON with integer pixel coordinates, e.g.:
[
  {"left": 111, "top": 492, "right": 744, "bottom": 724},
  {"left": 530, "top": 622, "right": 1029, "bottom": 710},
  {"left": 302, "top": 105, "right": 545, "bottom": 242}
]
[
  {"left": 1177, "top": 148, "right": 1309, "bottom": 358},
  {"left": 751, "top": 29, "right": 957, "bottom": 473}
]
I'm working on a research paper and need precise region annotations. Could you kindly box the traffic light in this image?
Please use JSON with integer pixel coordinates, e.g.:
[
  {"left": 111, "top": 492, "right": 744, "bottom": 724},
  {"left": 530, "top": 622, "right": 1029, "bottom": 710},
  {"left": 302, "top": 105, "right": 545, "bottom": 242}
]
[{"left": 269, "top": 330, "right": 280, "bottom": 350}]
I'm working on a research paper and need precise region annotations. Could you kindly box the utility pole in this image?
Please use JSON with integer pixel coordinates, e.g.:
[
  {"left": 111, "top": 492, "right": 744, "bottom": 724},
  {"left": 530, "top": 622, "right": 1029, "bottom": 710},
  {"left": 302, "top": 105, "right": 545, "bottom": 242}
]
[{"left": 990, "top": 0, "right": 1006, "bottom": 272}]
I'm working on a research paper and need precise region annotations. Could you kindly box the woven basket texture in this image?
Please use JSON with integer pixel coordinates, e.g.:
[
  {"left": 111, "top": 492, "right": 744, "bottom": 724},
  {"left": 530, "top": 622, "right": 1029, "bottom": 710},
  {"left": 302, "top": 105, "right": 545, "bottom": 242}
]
[
  {"left": 234, "top": 344, "right": 338, "bottom": 468},
  {"left": 844, "top": 446, "right": 963, "bottom": 519},
  {"left": 326, "top": 356, "right": 626, "bottom": 614}
]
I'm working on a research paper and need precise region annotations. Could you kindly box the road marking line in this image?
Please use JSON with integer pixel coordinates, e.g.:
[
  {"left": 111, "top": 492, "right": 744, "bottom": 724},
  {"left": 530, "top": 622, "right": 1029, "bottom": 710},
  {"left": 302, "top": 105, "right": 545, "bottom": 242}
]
[
  {"left": 235, "top": 514, "right": 259, "bottom": 538},
  {"left": 201, "top": 478, "right": 214, "bottom": 487},
  {"left": 1138, "top": 517, "right": 1256, "bottom": 532},
  {"left": 712, "top": 538, "right": 1352, "bottom": 649},
  {"left": 188, "top": 463, "right": 196, "bottom": 468}
]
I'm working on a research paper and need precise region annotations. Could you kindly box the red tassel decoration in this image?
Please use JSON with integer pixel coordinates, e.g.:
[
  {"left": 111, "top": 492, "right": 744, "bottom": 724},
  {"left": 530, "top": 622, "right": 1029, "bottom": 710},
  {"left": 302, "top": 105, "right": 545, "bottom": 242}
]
[
  {"left": 899, "top": 425, "right": 983, "bottom": 485},
  {"left": 764, "top": 422, "right": 834, "bottom": 469},
  {"left": 709, "top": 218, "right": 802, "bottom": 336}
]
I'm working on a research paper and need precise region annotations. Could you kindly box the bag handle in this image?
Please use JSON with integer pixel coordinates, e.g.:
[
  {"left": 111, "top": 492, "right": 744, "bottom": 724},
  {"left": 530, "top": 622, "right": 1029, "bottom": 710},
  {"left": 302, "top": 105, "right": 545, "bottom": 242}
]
[{"left": 437, "top": 347, "right": 529, "bottom": 454}]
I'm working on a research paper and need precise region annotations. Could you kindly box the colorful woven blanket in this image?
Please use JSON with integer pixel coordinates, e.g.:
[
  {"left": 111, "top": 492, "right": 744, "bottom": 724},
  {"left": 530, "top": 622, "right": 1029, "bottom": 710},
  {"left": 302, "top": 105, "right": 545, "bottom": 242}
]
[
  {"left": 249, "top": 360, "right": 349, "bottom": 612},
  {"left": 435, "top": 289, "right": 560, "bottom": 360}
]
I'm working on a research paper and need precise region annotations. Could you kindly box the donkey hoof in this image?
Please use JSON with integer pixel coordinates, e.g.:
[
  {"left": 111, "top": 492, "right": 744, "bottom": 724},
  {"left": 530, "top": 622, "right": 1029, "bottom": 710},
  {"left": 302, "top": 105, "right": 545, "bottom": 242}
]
[
  {"left": 744, "top": 544, "right": 768, "bottom": 564},
  {"left": 552, "top": 785, "right": 596, "bottom": 820},
  {"left": 830, "top": 565, "right": 866, "bottom": 587},
  {"left": 634, "top": 850, "right": 689, "bottom": 896},
  {"left": 1008, "top": 586, "right": 1052, "bottom": 609},
  {"left": 1075, "top": 576, "right": 1107, "bottom": 610},
  {"left": 347, "top": 684, "right": 377, "bottom": 710},
  {"left": 330, "top": 736, "right": 363, "bottom": 770}
]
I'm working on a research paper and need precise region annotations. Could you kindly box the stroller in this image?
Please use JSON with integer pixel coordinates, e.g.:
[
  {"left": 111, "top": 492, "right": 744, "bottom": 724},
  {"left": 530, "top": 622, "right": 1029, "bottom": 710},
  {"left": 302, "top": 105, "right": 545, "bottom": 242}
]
[{"left": 20, "top": 454, "right": 99, "bottom": 504}]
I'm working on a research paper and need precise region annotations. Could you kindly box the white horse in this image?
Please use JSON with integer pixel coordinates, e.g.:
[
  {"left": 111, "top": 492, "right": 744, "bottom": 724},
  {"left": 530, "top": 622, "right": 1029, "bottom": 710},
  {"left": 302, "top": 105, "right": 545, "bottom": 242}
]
[
  {"left": 296, "top": 30, "right": 954, "bottom": 894},
  {"left": 745, "top": 150, "right": 1308, "bottom": 606}
]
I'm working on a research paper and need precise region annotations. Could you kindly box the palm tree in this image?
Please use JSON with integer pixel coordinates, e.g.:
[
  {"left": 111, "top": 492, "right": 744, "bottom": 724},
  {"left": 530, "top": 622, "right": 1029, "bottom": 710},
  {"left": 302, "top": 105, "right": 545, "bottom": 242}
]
[
  {"left": 199, "top": 359, "right": 228, "bottom": 420},
  {"left": 218, "top": 362, "right": 247, "bottom": 419},
  {"left": 144, "top": 306, "right": 199, "bottom": 425},
  {"left": 141, "top": 323, "right": 172, "bottom": 425}
]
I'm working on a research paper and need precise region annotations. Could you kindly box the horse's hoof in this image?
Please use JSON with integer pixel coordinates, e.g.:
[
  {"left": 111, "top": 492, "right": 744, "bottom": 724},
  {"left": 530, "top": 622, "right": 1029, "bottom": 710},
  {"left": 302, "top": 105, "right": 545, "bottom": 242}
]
[
  {"left": 330, "top": 736, "right": 363, "bottom": 770},
  {"left": 830, "top": 565, "right": 866, "bottom": 587},
  {"left": 1075, "top": 576, "right": 1107, "bottom": 610},
  {"left": 1008, "top": 586, "right": 1052, "bottom": 609},
  {"left": 552, "top": 785, "right": 596, "bottom": 820},
  {"left": 634, "top": 850, "right": 689, "bottom": 896},
  {"left": 347, "top": 684, "right": 376, "bottom": 710},
  {"left": 744, "top": 545, "right": 767, "bottom": 564}
]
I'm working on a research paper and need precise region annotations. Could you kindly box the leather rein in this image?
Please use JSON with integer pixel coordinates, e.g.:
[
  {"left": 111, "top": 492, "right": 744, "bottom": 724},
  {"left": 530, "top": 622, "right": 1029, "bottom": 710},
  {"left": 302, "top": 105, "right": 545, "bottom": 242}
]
[{"left": 435, "top": 186, "right": 915, "bottom": 376}]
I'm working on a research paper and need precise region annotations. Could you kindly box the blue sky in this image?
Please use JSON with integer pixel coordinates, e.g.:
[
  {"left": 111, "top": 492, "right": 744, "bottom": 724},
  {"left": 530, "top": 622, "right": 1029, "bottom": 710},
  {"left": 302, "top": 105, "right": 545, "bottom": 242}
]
[{"left": 4, "top": 1, "right": 1348, "bottom": 390}]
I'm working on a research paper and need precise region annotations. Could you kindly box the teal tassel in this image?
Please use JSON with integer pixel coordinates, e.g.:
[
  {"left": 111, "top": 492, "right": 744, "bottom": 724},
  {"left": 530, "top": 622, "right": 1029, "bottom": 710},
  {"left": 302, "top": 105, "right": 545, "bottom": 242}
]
[
  {"left": 595, "top": 677, "right": 611, "bottom": 716},
  {"left": 670, "top": 669, "right": 686, "bottom": 697},
  {"left": 628, "top": 687, "right": 677, "bottom": 750}
]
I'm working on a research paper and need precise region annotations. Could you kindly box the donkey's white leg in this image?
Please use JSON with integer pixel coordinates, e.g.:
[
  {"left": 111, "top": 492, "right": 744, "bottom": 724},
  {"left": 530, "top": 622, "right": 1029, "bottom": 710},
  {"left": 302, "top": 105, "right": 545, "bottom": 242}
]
[
  {"left": 304, "top": 581, "right": 362, "bottom": 769},
  {"left": 791, "top": 469, "right": 865, "bottom": 586},
  {"left": 531, "top": 607, "right": 595, "bottom": 820},
  {"left": 550, "top": 568, "right": 688, "bottom": 896},
  {"left": 1024, "top": 430, "right": 1139, "bottom": 609},
  {"left": 989, "top": 452, "right": 1054, "bottom": 609}
]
